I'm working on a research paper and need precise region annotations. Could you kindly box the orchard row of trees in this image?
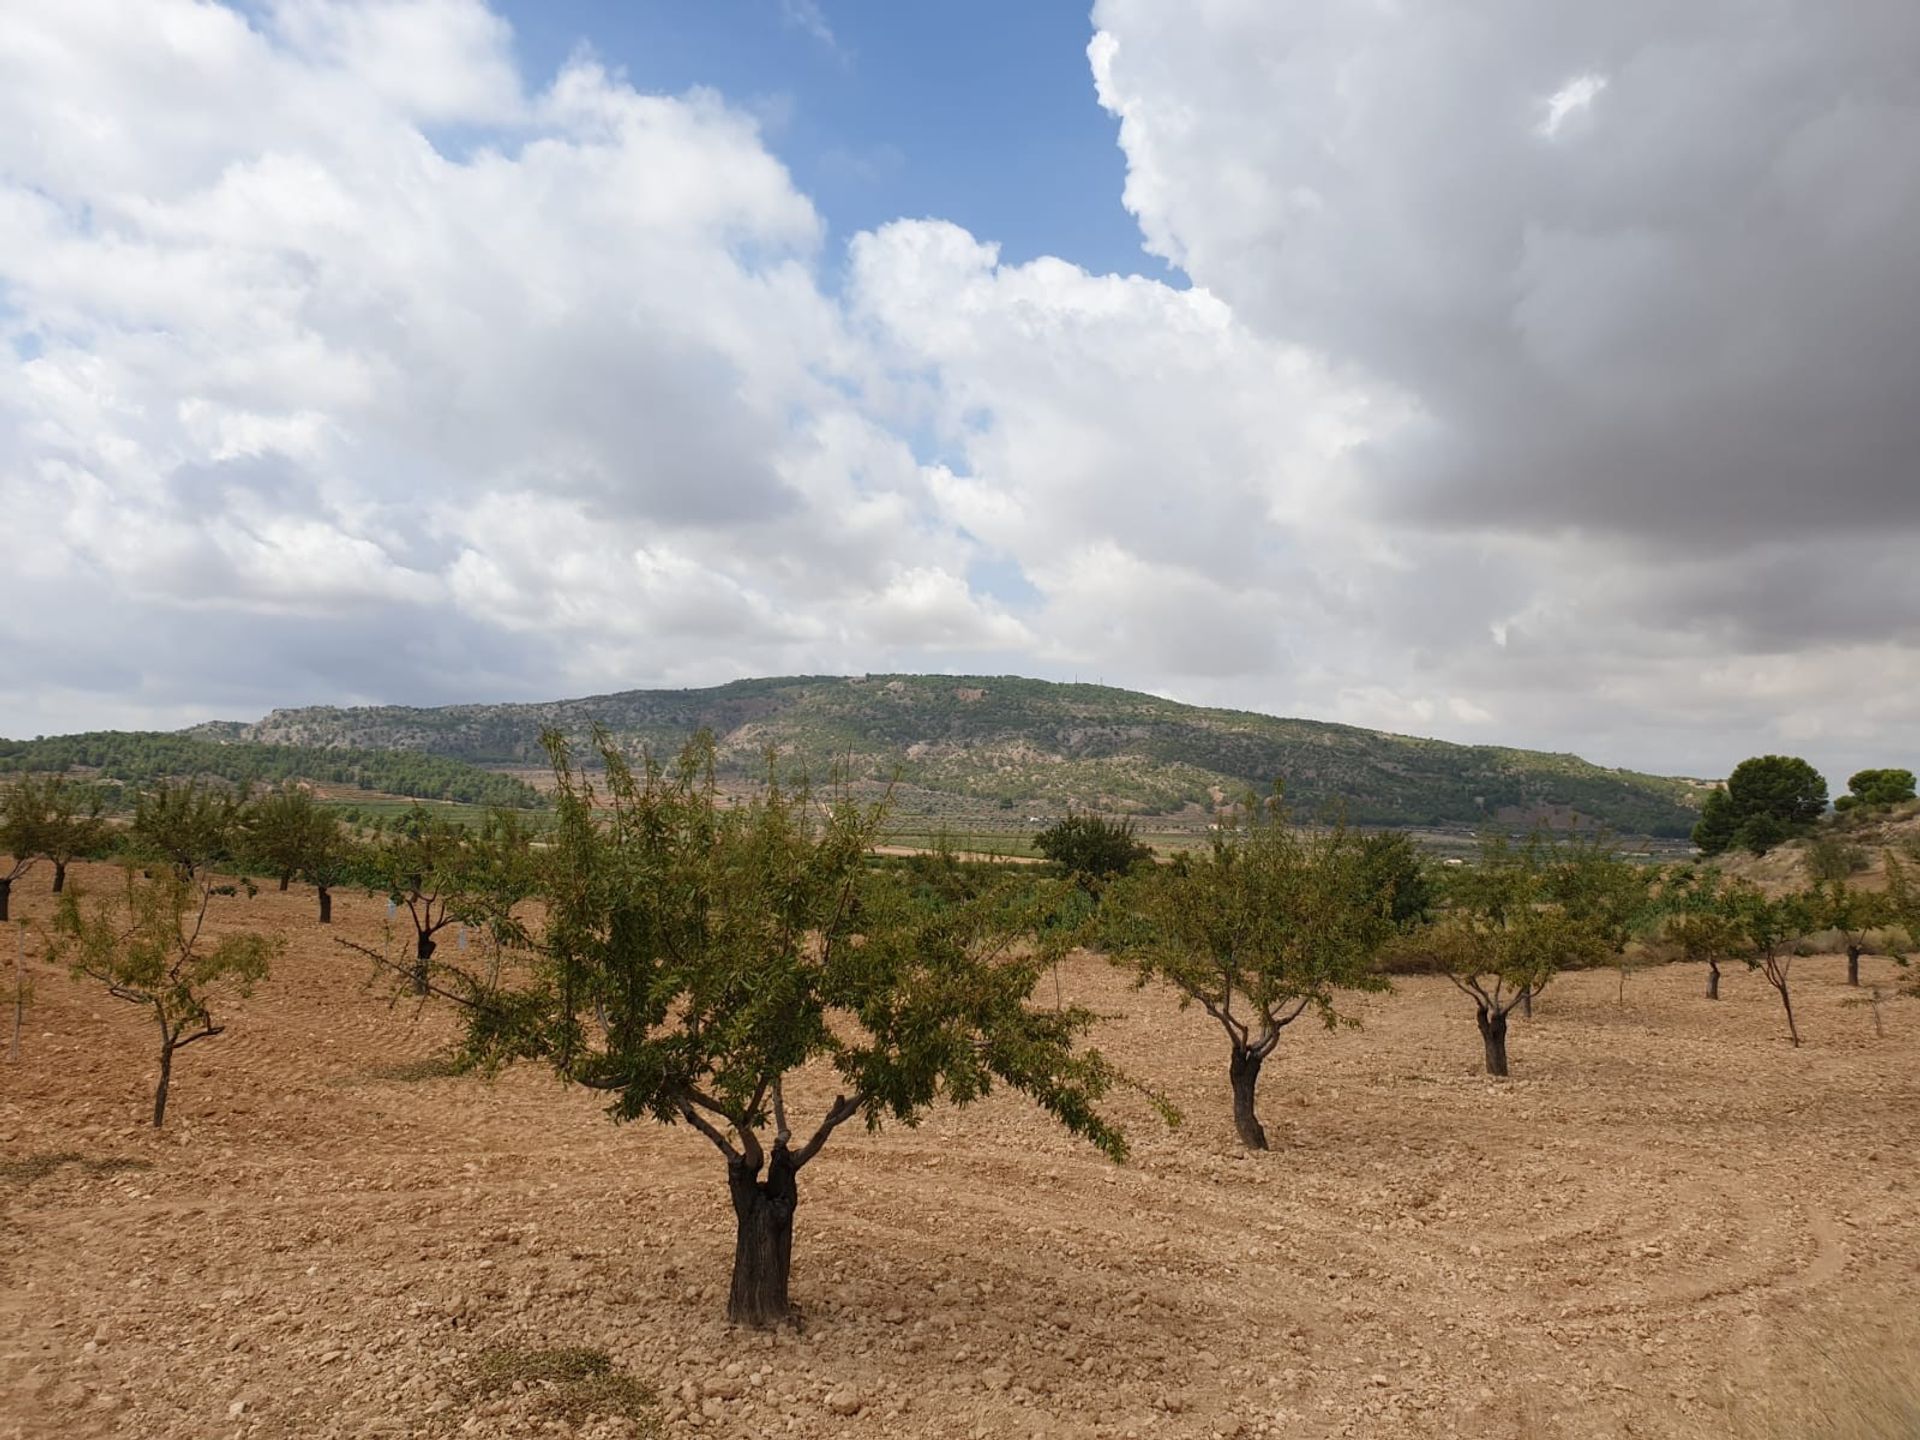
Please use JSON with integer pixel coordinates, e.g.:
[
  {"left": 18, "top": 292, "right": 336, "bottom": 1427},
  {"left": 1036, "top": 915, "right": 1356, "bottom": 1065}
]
[
  {"left": 13, "top": 736, "right": 1916, "bottom": 1330},
  {"left": 1693, "top": 754, "right": 1914, "bottom": 856}
]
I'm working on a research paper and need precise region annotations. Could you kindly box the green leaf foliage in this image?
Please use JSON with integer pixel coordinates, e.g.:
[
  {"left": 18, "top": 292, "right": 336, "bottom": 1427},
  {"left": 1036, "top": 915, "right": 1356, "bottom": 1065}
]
[
  {"left": 46, "top": 866, "right": 281, "bottom": 1125},
  {"left": 457, "top": 729, "right": 1129, "bottom": 1164},
  {"left": 1033, "top": 811, "right": 1152, "bottom": 889},
  {"left": 1104, "top": 794, "right": 1397, "bottom": 1050},
  {"left": 1692, "top": 755, "right": 1828, "bottom": 855},
  {"left": 1835, "top": 767, "right": 1916, "bottom": 812},
  {"left": 0, "top": 731, "right": 542, "bottom": 810}
]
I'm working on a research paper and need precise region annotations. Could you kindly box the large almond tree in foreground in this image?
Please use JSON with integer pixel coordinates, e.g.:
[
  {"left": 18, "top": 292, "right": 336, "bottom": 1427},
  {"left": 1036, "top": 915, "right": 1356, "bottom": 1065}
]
[
  {"left": 443, "top": 731, "right": 1128, "bottom": 1328},
  {"left": 1104, "top": 792, "right": 1395, "bottom": 1150}
]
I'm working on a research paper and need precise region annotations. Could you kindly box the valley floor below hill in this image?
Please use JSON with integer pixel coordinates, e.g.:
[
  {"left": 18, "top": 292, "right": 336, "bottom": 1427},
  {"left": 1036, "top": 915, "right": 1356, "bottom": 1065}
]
[{"left": 2, "top": 863, "right": 1917, "bottom": 1439}]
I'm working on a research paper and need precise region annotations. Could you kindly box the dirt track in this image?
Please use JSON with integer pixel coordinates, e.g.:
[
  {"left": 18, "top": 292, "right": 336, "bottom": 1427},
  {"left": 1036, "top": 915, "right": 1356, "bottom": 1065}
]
[{"left": 3, "top": 861, "right": 1917, "bottom": 1439}]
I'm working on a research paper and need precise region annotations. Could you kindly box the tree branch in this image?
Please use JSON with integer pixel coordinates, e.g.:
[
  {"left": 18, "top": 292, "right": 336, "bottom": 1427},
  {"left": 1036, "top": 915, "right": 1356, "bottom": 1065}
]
[
  {"left": 791, "top": 1092, "right": 865, "bottom": 1170},
  {"left": 677, "top": 1097, "right": 742, "bottom": 1163}
]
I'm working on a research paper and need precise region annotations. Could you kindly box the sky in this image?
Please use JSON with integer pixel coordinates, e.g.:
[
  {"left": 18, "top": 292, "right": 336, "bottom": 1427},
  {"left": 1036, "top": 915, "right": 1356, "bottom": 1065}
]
[{"left": 3, "top": 0, "right": 1918, "bottom": 787}]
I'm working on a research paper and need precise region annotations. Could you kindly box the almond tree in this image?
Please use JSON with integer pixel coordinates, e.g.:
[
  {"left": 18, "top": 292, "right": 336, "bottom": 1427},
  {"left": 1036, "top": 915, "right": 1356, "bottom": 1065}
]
[
  {"left": 302, "top": 810, "right": 359, "bottom": 924},
  {"left": 48, "top": 866, "right": 280, "bottom": 1125},
  {"left": 415, "top": 731, "right": 1127, "bottom": 1328},
  {"left": 1104, "top": 790, "right": 1394, "bottom": 1149},
  {"left": 1808, "top": 879, "right": 1893, "bottom": 987},
  {"left": 131, "top": 779, "right": 244, "bottom": 880},
  {"left": 1421, "top": 835, "right": 1611, "bottom": 1076},
  {"left": 244, "top": 783, "right": 321, "bottom": 891},
  {"left": 368, "top": 806, "right": 530, "bottom": 994},
  {"left": 1729, "top": 883, "right": 1815, "bottom": 1046},
  {"left": 37, "top": 777, "right": 108, "bottom": 895},
  {"left": 1661, "top": 869, "right": 1743, "bottom": 999},
  {"left": 0, "top": 782, "right": 45, "bottom": 922}
]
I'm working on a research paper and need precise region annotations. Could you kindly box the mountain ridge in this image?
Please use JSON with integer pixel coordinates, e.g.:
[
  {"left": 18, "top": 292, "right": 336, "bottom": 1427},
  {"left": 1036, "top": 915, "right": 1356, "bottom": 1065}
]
[{"left": 186, "top": 674, "right": 1706, "bottom": 837}]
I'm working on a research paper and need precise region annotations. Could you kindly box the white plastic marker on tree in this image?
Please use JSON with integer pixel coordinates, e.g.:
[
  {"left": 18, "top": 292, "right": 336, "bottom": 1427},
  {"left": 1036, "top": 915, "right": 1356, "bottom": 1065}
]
[
  {"left": 457, "top": 925, "right": 467, "bottom": 952},
  {"left": 387, "top": 898, "right": 397, "bottom": 918}
]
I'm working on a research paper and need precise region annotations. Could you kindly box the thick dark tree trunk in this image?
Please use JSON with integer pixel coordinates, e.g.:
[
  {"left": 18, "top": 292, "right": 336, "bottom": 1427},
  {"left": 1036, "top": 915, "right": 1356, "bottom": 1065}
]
[
  {"left": 1228, "top": 1047, "right": 1268, "bottom": 1150},
  {"left": 1847, "top": 946, "right": 1861, "bottom": 987},
  {"left": 52, "top": 862, "right": 67, "bottom": 894},
  {"left": 413, "top": 932, "right": 435, "bottom": 995},
  {"left": 153, "top": 1041, "right": 175, "bottom": 1128},
  {"left": 1476, "top": 1005, "right": 1510, "bottom": 1077},
  {"left": 1520, "top": 985, "right": 1533, "bottom": 1020},
  {"left": 1706, "top": 961, "right": 1720, "bottom": 1000},
  {"left": 0, "top": 877, "right": 10, "bottom": 923},
  {"left": 727, "top": 1147, "right": 799, "bottom": 1327},
  {"left": 278, "top": 873, "right": 291, "bottom": 892},
  {"left": 317, "top": 886, "right": 332, "bottom": 925}
]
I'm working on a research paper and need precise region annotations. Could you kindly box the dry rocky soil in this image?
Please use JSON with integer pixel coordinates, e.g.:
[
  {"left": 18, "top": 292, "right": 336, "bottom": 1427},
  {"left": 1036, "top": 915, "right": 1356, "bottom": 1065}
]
[{"left": 3, "top": 861, "right": 1917, "bottom": 1439}]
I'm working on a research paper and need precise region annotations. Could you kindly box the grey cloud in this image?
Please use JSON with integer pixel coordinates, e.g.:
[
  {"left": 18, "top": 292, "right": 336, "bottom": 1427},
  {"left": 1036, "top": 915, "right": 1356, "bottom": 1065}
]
[{"left": 1093, "top": 0, "right": 1920, "bottom": 548}]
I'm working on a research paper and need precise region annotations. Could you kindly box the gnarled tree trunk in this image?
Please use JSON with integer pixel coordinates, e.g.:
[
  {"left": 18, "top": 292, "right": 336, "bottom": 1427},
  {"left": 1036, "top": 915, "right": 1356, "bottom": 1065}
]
[
  {"left": 1706, "top": 960, "right": 1720, "bottom": 1000},
  {"left": 1229, "top": 1047, "right": 1268, "bottom": 1150},
  {"left": 727, "top": 1147, "right": 799, "bottom": 1327},
  {"left": 52, "top": 861, "right": 67, "bottom": 894},
  {"left": 1520, "top": 985, "right": 1533, "bottom": 1019},
  {"left": 0, "top": 877, "right": 11, "bottom": 924},
  {"left": 317, "top": 886, "right": 332, "bottom": 925},
  {"left": 1476, "top": 1005, "right": 1509, "bottom": 1077},
  {"left": 1847, "top": 945, "right": 1862, "bottom": 987}
]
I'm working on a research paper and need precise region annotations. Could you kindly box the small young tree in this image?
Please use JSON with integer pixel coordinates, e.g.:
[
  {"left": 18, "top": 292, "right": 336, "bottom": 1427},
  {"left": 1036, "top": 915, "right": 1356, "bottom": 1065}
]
[
  {"left": 1727, "top": 883, "right": 1815, "bottom": 1047},
  {"left": 368, "top": 806, "right": 530, "bottom": 995},
  {"left": 244, "top": 783, "right": 321, "bottom": 891},
  {"left": 1355, "top": 830, "right": 1433, "bottom": 932},
  {"left": 1033, "top": 811, "right": 1152, "bottom": 889},
  {"left": 1661, "top": 868, "right": 1743, "bottom": 999},
  {"left": 1104, "top": 791, "right": 1394, "bottom": 1149},
  {"left": 1809, "top": 879, "right": 1892, "bottom": 987},
  {"left": 47, "top": 867, "right": 280, "bottom": 1125},
  {"left": 34, "top": 777, "right": 109, "bottom": 895},
  {"left": 421, "top": 731, "right": 1128, "bottom": 1328},
  {"left": 131, "top": 779, "right": 244, "bottom": 880},
  {"left": 1419, "top": 836, "right": 1611, "bottom": 1076},
  {"left": 0, "top": 782, "right": 46, "bottom": 923},
  {"left": 1547, "top": 835, "right": 1655, "bottom": 1006},
  {"left": 301, "top": 810, "right": 359, "bottom": 925}
]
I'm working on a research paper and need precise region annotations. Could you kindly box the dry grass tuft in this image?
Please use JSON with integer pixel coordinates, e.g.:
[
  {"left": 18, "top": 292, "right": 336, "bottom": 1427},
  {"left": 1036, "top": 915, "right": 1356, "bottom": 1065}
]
[
  {"left": 0, "top": 1152, "right": 152, "bottom": 1187},
  {"left": 464, "top": 1345, "right": 658, "bottom": 1430},
  {"left": 355, "top": 1053, "right": 467, "bottom": 1083}
]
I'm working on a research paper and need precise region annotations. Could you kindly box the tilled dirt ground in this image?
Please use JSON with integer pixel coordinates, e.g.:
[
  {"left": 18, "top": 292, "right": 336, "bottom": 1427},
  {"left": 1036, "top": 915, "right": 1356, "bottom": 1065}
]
[{"left": 3, "top": 862, "right": 1917, "bottom": 1440}]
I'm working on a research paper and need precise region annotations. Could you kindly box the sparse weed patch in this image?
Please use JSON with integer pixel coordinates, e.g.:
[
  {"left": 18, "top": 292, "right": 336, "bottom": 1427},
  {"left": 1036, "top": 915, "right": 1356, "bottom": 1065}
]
[
  {"left": 359, "top": 1053, "right": 467, "bottom": 1083},
  {"left": 464, "top": 1345, "right": 657, "bottom": 1430},
  {"left": 0, "top": 1151, "right": 152, "bottom": 1186}
]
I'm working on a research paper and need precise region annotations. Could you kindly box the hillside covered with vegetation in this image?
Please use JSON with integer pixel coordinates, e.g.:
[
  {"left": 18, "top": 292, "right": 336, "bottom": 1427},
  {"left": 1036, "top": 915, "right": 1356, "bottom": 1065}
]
[
  {"left": 201, "top": 675, "right": 1703, "bottom": 836},
  {"left": 0, "top": 731, "right": 543, "bottom": 810}
]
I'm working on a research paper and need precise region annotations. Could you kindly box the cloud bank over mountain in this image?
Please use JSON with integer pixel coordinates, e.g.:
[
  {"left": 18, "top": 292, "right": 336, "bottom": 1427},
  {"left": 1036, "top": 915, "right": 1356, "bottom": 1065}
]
[{"left": 4, "top": 0, "right": 1916, "bottom": 781}]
